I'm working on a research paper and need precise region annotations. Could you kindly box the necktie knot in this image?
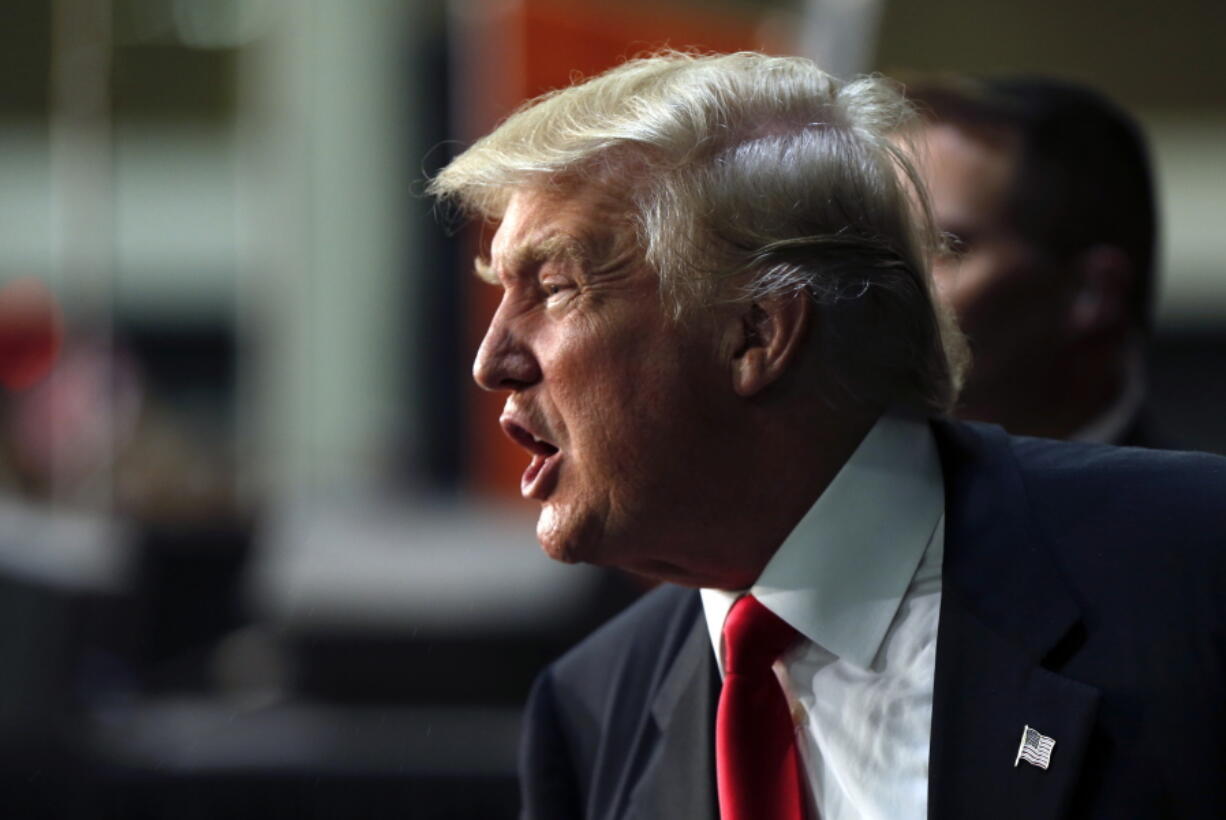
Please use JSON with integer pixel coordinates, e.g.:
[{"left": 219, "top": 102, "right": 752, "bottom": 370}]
[{"left": 722, "top": 595, "right": 799, "bottom": 675}]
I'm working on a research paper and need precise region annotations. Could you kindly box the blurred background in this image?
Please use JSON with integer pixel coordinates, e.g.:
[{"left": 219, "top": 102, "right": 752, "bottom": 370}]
[{"left": 0, "top": 0, "right": 1222, "bottom": 816}]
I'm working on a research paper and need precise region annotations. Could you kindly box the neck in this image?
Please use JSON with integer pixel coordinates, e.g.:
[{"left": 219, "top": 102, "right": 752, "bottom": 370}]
[
  {"left": 663, "top": 405, "right": 879, "bottom": 591},
  {"left": 958, "top": 347, "right": 1129, "bottom": 440}
]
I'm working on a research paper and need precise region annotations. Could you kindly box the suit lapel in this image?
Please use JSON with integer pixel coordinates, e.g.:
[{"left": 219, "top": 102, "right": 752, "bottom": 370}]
[
  {"left": 624, "top": 609, "right": 720, "bottom": 820},
  {"left": 929, "top": 421, "right": 1101, "bottom": 820},
  {"left": 929, "top": 585, "right": 1100, "bottom": 819}
]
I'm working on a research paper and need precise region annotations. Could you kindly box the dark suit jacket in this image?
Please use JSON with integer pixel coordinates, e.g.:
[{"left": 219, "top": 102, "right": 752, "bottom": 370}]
[{"left": 519, "top": 420, "right": 1226, "bottom": 819}]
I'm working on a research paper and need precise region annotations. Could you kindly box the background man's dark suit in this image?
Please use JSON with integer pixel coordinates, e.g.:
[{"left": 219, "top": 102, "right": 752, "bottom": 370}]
[{"left": 520, "top": 421, "right": 1226, "bottom": 819}]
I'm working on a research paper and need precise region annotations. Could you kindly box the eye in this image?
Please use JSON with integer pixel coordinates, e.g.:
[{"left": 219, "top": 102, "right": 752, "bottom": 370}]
[
  {"left": 540, "top": 278, "right": 573, "bottom": 299},
  {"left": 941, "top": 231, "right": 971, "bottom": 257}
]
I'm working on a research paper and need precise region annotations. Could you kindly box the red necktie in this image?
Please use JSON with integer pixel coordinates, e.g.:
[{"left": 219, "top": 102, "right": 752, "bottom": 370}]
[{"left": 716, "top": 594, "right": 807, "bottom": 820}]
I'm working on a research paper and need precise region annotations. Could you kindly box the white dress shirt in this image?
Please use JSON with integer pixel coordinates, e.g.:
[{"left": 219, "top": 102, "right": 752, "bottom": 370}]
[{"left": 701, "top": 412, "right": 945, "bottom": 820}]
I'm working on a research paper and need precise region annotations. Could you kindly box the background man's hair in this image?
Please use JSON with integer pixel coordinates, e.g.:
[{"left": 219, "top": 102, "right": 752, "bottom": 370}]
[
  {"left": 430, "top": 50, "right": 968, "bottom": 415},
  {"left": 908, "top": 75, "right": 1158, "bottom": 332}
]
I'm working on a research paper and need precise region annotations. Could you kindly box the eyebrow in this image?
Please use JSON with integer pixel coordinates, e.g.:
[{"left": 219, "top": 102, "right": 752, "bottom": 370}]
[{"left": 473, "top": 234, "right": 589, "bottom": 286}]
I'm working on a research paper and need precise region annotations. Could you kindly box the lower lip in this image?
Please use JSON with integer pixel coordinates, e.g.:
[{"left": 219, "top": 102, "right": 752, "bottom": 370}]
[{"left": 522, "top": 452, "right": 561, "bottom": 500}]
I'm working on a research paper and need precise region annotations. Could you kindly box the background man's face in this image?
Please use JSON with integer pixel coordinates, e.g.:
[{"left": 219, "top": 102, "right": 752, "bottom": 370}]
[
  {"left": 922, "top": 123, "right": 1073, "bottom": 409},
  {"left": 473, "top": 185, "right": 736, "bottom": 578}
]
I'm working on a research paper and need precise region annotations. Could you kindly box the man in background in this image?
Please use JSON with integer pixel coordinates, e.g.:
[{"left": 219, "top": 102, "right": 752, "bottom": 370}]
[{"left": 911, "top": 77, "right": 1160, "bottom": 444}]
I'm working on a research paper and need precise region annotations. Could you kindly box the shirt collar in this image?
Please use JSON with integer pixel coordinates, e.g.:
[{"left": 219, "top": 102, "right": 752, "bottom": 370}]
[{"left": 701, "top": 411, "right": 945, "bottom": 672}]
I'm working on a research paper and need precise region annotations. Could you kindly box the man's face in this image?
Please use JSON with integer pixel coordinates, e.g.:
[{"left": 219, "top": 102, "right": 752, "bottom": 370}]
[
  {"left": 922, "top": 124, "right": 1072, "bottom": 406},
  {"left": 473, "top": 185, "right": 737, "bottom": 579}
]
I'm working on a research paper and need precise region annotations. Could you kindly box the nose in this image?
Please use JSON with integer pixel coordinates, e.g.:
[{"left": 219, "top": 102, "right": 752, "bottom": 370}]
[{"left": 472, "top": 299, "right": 541, "bottom": 392}]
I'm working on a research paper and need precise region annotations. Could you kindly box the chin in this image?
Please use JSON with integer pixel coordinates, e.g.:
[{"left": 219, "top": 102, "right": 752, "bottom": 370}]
[
  {"left": 538, "top": 538, "right": 583, "bottom": 565},
  {"left": 536, "top": 508, "right": 586, "bottom": 564}
]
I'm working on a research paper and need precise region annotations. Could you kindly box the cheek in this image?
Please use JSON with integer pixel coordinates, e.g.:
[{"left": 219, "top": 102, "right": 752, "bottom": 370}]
[
  {"left": 549, "top": 361, "right": 641, "bottom": 491},
  {"left": 940, "top": 250, "right": 1030, "bottom": 328},
  {"left": 565, "top": 355, "right": 684, "bottom": 481}
]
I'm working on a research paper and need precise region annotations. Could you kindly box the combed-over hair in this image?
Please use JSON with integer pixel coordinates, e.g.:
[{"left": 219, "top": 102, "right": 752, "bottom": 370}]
[{"left": 429, "top": 50, "right": 967, "bottom": 415}]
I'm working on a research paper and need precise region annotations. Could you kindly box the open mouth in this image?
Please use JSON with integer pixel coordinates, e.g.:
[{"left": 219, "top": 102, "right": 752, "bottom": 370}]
[{"left": 501, "top": 418, "right": 562, "bottom": 499}]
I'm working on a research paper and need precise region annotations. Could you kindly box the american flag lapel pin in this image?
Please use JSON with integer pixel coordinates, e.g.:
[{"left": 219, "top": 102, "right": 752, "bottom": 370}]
[{"left": 1014, "top": 724, "right": 1056, "bottom": 770}]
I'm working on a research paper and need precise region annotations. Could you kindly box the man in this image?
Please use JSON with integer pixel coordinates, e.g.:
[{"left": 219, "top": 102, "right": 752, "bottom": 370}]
[
  {"left": 429, "top": 52, "right": 1225, "bottom": 819},
  {"left": 911, "top": 77, "right": 1160, "bottom": 444}
]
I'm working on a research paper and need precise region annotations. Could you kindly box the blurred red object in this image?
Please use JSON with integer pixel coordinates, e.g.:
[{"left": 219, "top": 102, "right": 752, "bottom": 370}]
[{"left": 0, "top": 276, "right": 63, "bottom": 392}]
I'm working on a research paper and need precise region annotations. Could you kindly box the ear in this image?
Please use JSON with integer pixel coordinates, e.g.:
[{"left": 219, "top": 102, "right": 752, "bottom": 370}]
[
  {"left": 1068, "top": 244, "right": 1133, "bottom": 338},
  {"left": 730, "top": 291, "right": 814, "bottom": 397}
]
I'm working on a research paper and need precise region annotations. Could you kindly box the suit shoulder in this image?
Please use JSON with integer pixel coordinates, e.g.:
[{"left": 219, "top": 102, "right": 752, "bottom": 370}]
[
  {"left": 1003, "top": 435, "right": 1226, "bottom": 610},
  {"left": 551, "top": 583, "right": 701, "bottom": 686},
  {"left": 525, "top": 584, "right": 705, "bottom": 803},
  {"left": 524, "top": 585, "right": 716, "bottom": 816},
  {"left": 937, "top": 420, "right": 1226, "bottom": 604},
  {"left": 1007, "top": 435, "right": 1226, "bottom": 530}
]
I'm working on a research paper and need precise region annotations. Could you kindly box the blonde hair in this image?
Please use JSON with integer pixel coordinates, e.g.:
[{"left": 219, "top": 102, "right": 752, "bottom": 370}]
[{"left": 430, "top": 50, "right": 966, "bottom": 414}]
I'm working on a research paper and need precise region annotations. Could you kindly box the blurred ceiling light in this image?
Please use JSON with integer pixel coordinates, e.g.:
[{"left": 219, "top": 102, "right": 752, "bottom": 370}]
[
  {"left": 172, "top": 0, "right": 275, "bottom": 49},
  {"left": 797, "top": 0, "right": 885, "bottom": 79},
  {"left": 115, "top": 0, "right": 275, "bottom": 49}
]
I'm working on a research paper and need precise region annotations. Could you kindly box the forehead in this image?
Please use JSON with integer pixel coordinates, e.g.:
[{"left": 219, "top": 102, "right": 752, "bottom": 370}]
[
  {"left": 490, "top": 184, "right": 636, "bottom": 270},
  {"left": 922, "top": 123, "right": 1019, "bottom": 224}
]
